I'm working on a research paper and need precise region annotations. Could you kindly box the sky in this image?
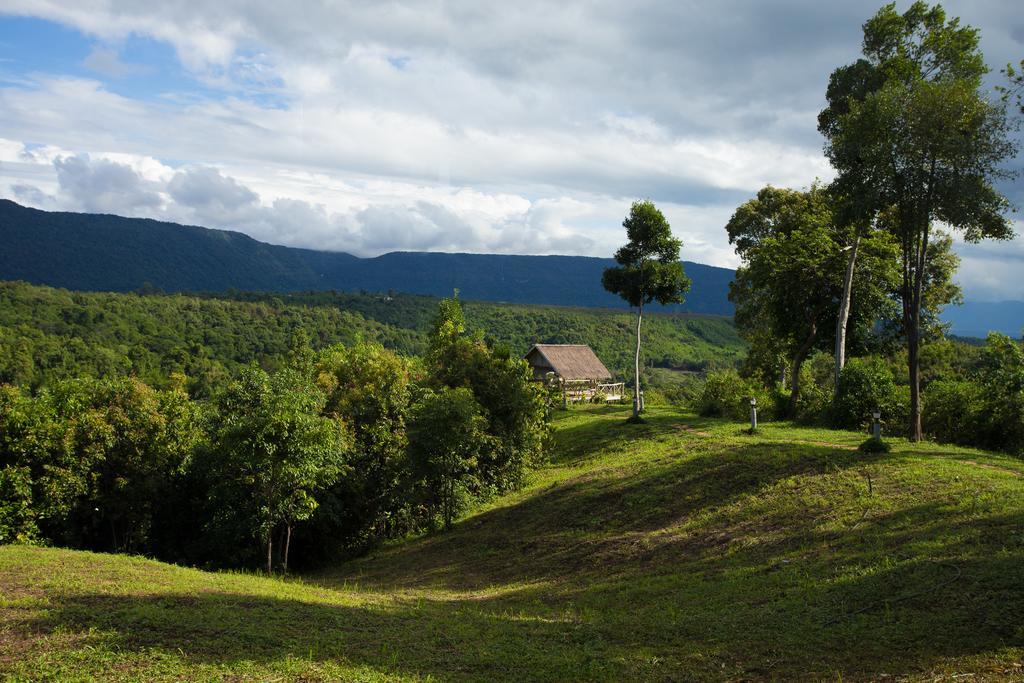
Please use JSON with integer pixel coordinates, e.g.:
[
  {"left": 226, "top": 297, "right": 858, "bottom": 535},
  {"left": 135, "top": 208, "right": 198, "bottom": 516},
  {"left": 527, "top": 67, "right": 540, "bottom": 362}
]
[{"left": 0, "top": 1, "right": 1022, "bottom": 301}]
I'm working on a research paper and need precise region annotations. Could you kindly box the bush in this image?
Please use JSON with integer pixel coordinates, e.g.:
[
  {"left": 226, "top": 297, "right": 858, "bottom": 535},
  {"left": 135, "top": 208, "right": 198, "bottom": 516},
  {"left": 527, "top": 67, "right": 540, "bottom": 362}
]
[
  {"left": 923, "top": 380, "right": 984, "bottom": 445},
  {"left": 974, "top": 334, "right": 1024, "bottom": 455},
  {"left": 858, "top": 437, "right": 891, "bottom": 453},
  {"left": 647, "top": 370, "right": 704, "bottom": 407},
  {"left": 694, "top": 370, "right": 779, "bottom": 422},
  {"left": 794, "top": 377, "right": 831, "bottom": 424},
  {"left": 833, "top": 357, "right": 905, "bottom": 432},
  {"left": 0, "top": 465, "right": 37, "bottom": 543},
  {"left": 792, "top": 352, "right": 835, "bottom": 423}
]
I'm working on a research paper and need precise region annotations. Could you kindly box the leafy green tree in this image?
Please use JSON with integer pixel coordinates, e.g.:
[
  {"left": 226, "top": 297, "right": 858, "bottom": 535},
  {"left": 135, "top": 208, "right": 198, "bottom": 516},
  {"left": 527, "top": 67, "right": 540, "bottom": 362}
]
[
  {"left": 0, "top": 465, "right": 35, "bottom": 543},
  {"left": 998, "top": 59, "right": 1024, "bottom": 115},
  {"left": 211, "top": 365, "right": 351, "bottom": 573},
  {"left": 56, "top": 377, "right": 203, "bottom": 552},
  {"left": 308, "top": 341, "right": 413, "bottom": 555},
  {"left": 0, "top": 385, "right": 80, "bottom": 542},
  {"left": 427, "top": 296, "right": 549, "bottom": 492},
  {"left": 0, "top": 377, "right": 205, "bottom": 552},
  {"left": 820, "top": 2, "right": 1018, "bottom": 440},
  {"left": 726, "top": 186, "right": 898, "bottom": 412},
  {"left": 428, "top": 292, "right": 466, "bottom": 368},
  {"left": 408, "top": 387, "right": 486, "bottom": 530},
  {"left": 974, "top": 334, "right": 1024, "bottom": 454},
  {"left": 602, "top": 200, "right": 691, "bottom": 419}
]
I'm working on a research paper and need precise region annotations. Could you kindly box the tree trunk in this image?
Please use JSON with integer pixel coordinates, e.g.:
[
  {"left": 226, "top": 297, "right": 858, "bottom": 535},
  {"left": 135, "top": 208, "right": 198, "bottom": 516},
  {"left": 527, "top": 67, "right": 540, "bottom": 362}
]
[
  {"left": 633, "top": 302, "right": 644, "bottom": 419},
  {"left": 834, "top": 234, "right": 861, "bottom": 393},
  {"left": 266, "top": 531, "right": 273, "bottom": 574},
  {"left": 283, "top": 524, "right": 293, "bottom": 574},
  {"left": 908, "top": 319, "right": 921, "bottom": 439},
  {"left": 444, "top": 475, "right": 453, "bottom": 530},
  {"left": 789, "top": 322, "right": 818, "bottom": 414},
  {"left": 907, "top": 221, "right": 930, "bottom": 442}
]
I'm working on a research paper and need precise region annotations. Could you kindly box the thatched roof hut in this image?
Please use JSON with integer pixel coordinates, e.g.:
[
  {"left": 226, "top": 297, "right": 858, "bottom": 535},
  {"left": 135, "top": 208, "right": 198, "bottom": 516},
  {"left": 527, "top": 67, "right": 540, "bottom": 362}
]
[{"left": 524, "top": 344, "right": 612, "bottom": 382}]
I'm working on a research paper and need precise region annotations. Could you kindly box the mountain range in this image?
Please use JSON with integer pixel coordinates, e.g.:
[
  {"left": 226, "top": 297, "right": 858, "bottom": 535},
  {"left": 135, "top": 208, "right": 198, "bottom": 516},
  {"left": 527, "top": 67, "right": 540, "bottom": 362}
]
[{"left": 0, "top": 199, "right": 1019, "bottom": 336}]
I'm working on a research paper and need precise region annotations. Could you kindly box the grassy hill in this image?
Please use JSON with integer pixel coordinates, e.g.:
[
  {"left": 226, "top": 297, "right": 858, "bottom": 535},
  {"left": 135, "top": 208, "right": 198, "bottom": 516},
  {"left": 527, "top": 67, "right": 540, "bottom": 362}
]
[{"left": 3, "top": 405, "right": 1023, "bottom": 680}]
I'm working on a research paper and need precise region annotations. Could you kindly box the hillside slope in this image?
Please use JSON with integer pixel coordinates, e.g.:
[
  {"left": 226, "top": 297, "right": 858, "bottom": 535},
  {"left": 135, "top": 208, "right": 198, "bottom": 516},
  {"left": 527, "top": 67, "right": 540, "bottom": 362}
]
[
  {"left": 2, "top": 406, "right": 1022, "bottom": 681},
  {"left": 0, "top": 199, "right": 733, "bottom": 314}
]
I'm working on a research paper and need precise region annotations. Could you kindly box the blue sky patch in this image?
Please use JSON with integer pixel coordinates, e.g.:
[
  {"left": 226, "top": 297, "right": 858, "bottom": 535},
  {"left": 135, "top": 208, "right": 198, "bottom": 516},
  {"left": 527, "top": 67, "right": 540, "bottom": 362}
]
[{"left": 0, "top": 16, "right": 256, "bottom": 105}]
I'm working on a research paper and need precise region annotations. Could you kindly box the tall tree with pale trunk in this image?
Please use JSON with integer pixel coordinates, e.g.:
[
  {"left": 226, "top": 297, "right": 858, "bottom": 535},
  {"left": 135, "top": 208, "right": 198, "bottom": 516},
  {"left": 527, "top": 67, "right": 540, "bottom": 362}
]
[
  {"left": 820, "top": 2, "right": 1018, "bottom": 440},
  {"left": 726, "top": 185, "right": 897, "bottom": 414},
  {"left": 602, "top": 201, "right": 690, "bottom": 421}
]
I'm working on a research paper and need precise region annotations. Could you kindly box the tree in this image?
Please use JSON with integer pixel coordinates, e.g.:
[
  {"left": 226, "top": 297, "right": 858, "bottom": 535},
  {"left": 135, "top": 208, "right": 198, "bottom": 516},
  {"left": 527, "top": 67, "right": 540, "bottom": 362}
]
[
  {"left": 308, "top": 341, "right": 413, "bottom": 555},
  {"left": 0, "top": 377, "right": 206, "bottom": 552},
  {"left": 602, "top": 200, "right": 691, "bottom": 420},
  {"left": 726, "top": 185, "right": 898, "bottom": 413},
  {"left": 974, "top": 334, "right": 1024, "bottom": 454},
  {"left": 408, "top": 387, "right": 486, "bottom": 530},
  {"left": 0, "top": 384, "right": 78, "bottom": 543},
  {"left": 998, "top": 59, "right": 1024, "bottom": 115},
  {"left": 821, "top": 2, "right": 1018, "bottom": 440},
  {"left": 427, "top": 295, "right": 548, "bottom": 492},
  {"left": 74, "top": 377, "right": 204, "bottom": 553},
  {"left": 211, "top": 365, "right": 351, "bottom": 573}
]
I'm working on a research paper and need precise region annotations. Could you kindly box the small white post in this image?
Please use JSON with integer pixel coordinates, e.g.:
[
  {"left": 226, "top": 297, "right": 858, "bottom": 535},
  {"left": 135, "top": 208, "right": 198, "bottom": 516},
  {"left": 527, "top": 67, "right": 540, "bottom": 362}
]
[
  {"left": 872, "top": 411, "right": 881, "bottom": 440},
  {"left": 749, "top": 396, "right": 758, "bottom": 432}
]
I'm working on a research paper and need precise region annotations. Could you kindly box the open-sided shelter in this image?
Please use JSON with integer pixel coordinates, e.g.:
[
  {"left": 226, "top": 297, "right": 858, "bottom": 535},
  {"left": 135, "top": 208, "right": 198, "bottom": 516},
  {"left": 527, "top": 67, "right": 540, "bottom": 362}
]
[{"left": 523, "top": 344, "right": 622, "bottom": 402}]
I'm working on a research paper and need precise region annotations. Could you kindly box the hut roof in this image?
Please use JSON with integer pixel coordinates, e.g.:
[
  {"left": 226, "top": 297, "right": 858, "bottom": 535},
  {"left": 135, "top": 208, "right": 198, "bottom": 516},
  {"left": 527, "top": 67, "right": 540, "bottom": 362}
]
[{"left": 525, "top": 344, "right": 612, "bottom": 381}]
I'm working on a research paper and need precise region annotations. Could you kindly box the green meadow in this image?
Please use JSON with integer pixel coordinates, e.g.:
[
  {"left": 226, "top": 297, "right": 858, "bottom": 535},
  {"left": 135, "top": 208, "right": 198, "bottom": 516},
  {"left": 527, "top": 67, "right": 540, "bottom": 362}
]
[{"left": 2, "top": 404, "right": 1022, "bottom": 681}]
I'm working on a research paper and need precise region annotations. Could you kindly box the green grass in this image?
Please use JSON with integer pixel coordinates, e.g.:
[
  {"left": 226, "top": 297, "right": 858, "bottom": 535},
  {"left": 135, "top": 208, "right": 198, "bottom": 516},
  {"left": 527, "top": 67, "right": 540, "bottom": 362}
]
[{"left": 3, "top": 405, "right": 1024, "bottom": 681}]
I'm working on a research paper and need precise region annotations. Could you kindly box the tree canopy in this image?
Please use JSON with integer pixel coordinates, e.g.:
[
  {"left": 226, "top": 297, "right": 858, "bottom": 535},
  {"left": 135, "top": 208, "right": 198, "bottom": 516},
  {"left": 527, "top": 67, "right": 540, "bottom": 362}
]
[
  {"left": 602, "top": 200, "right": 691, "bottom": 419},
  {"left": 209, "top": 365, "right": 352, "bottom": 573},
  {"left": 601, "top": 201, "right": 691, "bottom": 310},
  {"left": 819, "top": 1, "right": 1018, "bottom": 439},
  {"left": 726, "top": 185, "right": 898, "bottom": 412}
]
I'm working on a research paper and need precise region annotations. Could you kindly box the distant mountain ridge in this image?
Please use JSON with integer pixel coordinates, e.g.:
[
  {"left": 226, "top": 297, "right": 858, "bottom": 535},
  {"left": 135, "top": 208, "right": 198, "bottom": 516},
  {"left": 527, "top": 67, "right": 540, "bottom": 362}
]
[
  {"left": 0, "top": 199, "right": 732, "bottom": 314},
  {"left": 1, "top": 199, "right": 1021, "bottom": 335},
  {"left": 942, "top": 301, "right": 1024, "bottom": 339}
]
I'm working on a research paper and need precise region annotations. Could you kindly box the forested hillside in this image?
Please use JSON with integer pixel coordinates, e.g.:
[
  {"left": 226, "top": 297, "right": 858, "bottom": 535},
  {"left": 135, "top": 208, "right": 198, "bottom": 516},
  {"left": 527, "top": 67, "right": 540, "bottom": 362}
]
[
  {"left": 0, "top": 281, "right": 743, "bottom": 395},
  {"left": 0, "top": 200, "right": 733, "bottom": 314}
]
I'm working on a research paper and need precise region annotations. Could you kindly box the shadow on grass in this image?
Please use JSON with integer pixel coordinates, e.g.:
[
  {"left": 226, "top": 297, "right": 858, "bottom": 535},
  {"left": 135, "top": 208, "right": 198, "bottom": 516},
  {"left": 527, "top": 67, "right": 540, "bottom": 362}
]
[
  {"left": 311, "top": 435, "right": 1024, "bottom": 679},
  {"left": 13, "top": 507, "right": 1023, "bottom": 682},
  {"left": 341, "top": 442, "right": 890, "bottom": 590},
  {"left": 10, "top": 586, "right": 621, "bottom": 681}
]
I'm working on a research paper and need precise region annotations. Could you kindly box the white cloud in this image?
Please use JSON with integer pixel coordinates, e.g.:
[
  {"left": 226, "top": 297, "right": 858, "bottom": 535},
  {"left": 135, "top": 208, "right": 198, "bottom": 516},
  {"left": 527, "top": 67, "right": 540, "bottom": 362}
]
[
  {"left": 0, "top": 1, "right": 1020, "bottom": 297},
  {"left": 82, "top": 46, "right": 149, "bottom": 78},
  {"left": 0, "top": 138, "right": 24, "bottom": 162},
  {"left": 53, "top": 154, "right": 164, "bottom": 214},
  {"left": 167, "top": 166, "right": 259, "bottom": 213},
  {"left": 953, "top": 224, "right": 1024, "bottom": 301}
]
